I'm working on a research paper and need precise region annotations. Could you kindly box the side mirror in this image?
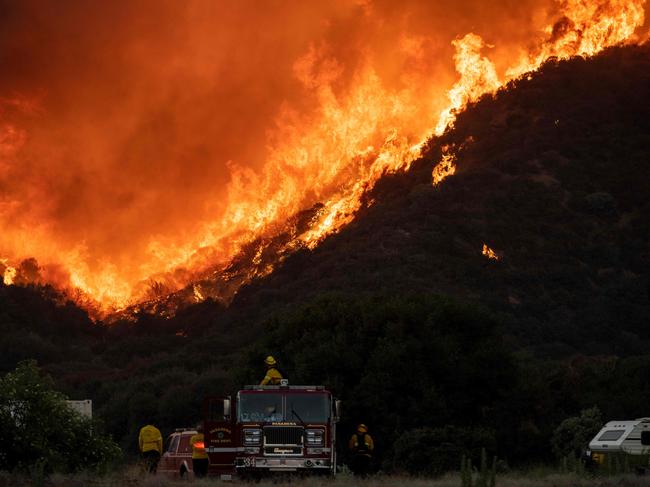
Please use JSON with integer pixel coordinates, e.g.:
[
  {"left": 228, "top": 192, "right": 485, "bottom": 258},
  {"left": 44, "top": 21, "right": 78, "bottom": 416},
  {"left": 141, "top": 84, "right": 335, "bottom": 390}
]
[
  {"left": 334, "top": 400, "right": 342, "bottom": 422},
  {"left": 642, "top": 431, "right": 650, "bottom": 446},
  {"left": 224, "top": 398, "right": 231, "bottom": 419}
]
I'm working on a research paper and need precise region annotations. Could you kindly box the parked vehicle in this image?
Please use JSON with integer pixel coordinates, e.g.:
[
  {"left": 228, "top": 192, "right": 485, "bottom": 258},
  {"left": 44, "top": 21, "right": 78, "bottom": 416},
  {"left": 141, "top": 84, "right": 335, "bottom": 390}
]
[
  {"left": 158, "top": 428, "right": 196, "bottom": 478},
  {"left": 586, "top": 418, "right": 650, "bottom": 473},
  {"left": 203, "top": 380, "right": 340, "bottom": 480}
]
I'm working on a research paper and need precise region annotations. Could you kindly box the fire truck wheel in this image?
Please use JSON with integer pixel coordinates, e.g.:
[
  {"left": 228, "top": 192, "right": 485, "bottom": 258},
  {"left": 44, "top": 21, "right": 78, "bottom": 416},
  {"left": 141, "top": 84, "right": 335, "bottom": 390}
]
[{"left": 179, "top": 465, "right": 188, "bottom": 478}]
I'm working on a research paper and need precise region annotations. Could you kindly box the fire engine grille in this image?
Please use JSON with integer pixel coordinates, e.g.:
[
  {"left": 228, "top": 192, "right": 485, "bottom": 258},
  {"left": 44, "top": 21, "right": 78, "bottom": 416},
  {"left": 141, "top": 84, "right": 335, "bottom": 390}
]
[
  {"left": 264, "top": 426, "right": 303, "bottom": 445},
  {"left": 264, "top": 446, "right": 302, "bottom": 455}
]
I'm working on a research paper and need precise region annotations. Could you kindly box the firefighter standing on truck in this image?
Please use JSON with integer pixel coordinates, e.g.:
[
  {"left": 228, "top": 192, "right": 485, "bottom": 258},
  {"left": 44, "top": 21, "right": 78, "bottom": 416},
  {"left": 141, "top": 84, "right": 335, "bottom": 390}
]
[
  {"left": 349, "top": 423, "right": 374, "bottom": 477},
  {"left": 138, "top": 424, "right": 163, "bottom": 474},
  {"left": 260, "top": 355, "right": 284, "bottom": 385},
  {"left": 190, "top": 424, "right": 208, "bottom": 478}
]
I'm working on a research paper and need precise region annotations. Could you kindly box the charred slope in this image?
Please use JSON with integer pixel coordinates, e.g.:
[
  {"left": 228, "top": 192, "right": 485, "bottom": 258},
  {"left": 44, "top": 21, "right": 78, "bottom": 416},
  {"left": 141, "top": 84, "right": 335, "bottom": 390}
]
[{"left": 227, "top": 44, "right": 650, "bottom": 357}]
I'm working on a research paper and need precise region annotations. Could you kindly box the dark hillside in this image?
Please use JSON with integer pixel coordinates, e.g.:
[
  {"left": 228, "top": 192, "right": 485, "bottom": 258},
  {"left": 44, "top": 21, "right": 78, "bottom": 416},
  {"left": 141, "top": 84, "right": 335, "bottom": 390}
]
[{"left": 0, "top": 284, "right": 102, "bottom": 371}]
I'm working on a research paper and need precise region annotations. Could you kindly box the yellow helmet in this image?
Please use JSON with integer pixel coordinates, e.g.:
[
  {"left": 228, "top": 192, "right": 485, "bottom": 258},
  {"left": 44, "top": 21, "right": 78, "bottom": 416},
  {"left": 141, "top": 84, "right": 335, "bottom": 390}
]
[
  {"left": 357, "top": 424, "right": 368, "bottom": 433},
  {"left": 264, "top": 355, "right": 277, "bottom": 366}
]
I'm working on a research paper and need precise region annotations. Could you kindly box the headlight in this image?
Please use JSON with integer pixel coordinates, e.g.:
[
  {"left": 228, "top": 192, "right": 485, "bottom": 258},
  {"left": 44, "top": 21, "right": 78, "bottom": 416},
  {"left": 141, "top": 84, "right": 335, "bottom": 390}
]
[
  {"left": 305, "top": 429, "right": 324, "bottom": 446},
  {"left": 243, "top": 428, "right": 262, "bottom": 446}
]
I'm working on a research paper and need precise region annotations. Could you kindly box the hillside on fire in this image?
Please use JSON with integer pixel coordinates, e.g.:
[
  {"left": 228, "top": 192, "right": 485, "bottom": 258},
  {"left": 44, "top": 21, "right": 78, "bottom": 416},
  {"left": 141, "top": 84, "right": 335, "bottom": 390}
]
[
  {"left": 2, "top": 43, "right": 650, "bottom": 475},
  {"left": 232, "top": 44, "right": 650, "bottom": 357}
]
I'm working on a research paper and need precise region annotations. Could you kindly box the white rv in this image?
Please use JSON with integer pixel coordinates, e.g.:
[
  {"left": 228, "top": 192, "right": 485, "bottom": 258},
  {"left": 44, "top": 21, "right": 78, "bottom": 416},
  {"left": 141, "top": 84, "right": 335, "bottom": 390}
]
[{"left": 589, "top": 418, "right": 650, "bottom": 455}]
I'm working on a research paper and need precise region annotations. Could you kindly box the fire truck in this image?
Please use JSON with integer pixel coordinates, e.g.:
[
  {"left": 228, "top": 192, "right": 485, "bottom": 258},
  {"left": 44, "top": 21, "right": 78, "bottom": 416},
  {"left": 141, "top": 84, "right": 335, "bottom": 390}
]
[{"left": 203, "top": 380, "right": 340, "bottom": 479}]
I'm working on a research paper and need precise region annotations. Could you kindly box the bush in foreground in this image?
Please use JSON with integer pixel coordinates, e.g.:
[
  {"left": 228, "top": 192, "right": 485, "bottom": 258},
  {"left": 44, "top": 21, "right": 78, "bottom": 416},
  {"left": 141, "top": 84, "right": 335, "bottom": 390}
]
[
  {"left": 551, "top": 406, "right": 603, "bottom": 460},
  {"left": 0, "top": 361, "right": 121, "bottom": 475}
]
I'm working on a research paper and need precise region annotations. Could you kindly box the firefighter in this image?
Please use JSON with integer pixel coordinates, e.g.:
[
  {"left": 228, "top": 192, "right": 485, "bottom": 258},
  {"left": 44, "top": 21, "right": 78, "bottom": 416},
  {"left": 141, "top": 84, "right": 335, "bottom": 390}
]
[
  {"left": 138, "top": 424, "right": 163, "bottom": 474},
  {"left": 349, "top": 423, "right": 374, "bottom": 477},
  {"left": 260, "top": 355, "right": 284, "bottom": 385},
  {"left": 190, "top": 424, "right": 208, "bottom": 478}
]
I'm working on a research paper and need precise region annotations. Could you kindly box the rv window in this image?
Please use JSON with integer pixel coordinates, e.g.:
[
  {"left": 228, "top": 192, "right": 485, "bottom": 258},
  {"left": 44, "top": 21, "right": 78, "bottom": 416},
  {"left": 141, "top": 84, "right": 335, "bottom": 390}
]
[
  {"left": 641, "top": 431, "right": 650, "bottom": 446},
  {"left": 597, "top": 430, "right": 625, "bottom": 441}
]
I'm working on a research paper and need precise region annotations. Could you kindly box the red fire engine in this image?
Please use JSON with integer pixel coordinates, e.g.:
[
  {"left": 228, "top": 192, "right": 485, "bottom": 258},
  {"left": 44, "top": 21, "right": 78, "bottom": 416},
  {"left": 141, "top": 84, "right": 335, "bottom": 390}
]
[{"left": 203, "top": 380, "right": 340, "bottom": 479}]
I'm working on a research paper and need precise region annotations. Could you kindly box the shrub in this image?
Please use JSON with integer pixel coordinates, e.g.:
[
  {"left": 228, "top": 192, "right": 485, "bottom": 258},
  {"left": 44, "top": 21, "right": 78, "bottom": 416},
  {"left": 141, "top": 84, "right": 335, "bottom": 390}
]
[
  {"left": 551, "top": 406, "right": 603, "bottom": 459},
  {"left": 391, "top": 425, "right": 496, "bottom": 476},
  {"left": 0, "top": 361, "right": 121, "bottom": 474}
]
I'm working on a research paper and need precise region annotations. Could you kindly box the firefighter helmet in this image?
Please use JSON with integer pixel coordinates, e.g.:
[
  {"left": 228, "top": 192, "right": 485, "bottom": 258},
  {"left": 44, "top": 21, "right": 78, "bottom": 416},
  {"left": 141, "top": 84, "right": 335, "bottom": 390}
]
[
  {"left": 357, "top": 424, "right": 368, "bottom": 433},
  {"left": 264, "top": 355, "right": 277, "bottom": 366}
]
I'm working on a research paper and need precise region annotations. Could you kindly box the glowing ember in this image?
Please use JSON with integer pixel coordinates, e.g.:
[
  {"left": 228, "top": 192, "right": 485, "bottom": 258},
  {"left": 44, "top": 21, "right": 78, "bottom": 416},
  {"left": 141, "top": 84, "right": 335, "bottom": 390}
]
[
  {"left": 192, "top": 284, "right": 204, "bottom": 303},
  {"left": 482, "top": 244, "right": 500, "bottom": 261},
  {"left": 2, "top": 264, "right": 16, "bottom": 285},
  {"left": 432, "top": 153, "right": 457, "bottom": 186}
]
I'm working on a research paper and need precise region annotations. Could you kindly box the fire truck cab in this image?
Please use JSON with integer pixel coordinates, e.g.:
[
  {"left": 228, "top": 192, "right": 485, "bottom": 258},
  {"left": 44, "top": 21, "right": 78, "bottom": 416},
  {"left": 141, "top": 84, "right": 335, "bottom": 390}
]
[{"left": 203, "top": 380, "right": 340, "bottom": 479}]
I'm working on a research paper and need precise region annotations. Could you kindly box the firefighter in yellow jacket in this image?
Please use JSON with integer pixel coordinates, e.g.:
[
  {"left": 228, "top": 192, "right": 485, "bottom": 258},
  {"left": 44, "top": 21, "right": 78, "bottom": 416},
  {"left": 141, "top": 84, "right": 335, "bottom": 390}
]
[
  {"left": 349, "top": 423, "right": 374, "bottom": 476},
  {"left": 190, "top": 424, "right": 208, "bottom": 478},
  {"left": 138, "top": 424, "right": 163, "bottom": 474},
  {"left": 260, "top": 355, "right": 284, "bottom": 385}
]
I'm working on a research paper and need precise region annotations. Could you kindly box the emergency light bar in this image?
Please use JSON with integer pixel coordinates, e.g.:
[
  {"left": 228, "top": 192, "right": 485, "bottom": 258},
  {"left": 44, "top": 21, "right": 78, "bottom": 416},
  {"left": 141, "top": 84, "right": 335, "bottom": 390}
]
[{"left": 242, "top": 384, "right": 326, "bottom": 390}]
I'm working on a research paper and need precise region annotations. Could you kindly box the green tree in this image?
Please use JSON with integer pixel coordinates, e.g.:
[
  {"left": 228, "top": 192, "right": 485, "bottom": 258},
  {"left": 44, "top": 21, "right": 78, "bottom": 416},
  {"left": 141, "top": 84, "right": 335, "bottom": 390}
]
[
  {"left": 0, "top": 361, "right": 121, "bottom": 474},
  {"left": 551, "top": 406, "right": 603, "bottom": 459}
]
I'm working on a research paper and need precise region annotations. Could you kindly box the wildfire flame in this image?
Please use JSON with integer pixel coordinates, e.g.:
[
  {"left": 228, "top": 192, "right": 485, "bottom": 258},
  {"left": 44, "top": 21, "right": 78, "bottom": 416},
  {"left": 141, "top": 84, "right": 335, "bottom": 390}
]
[
  {"left": 432, "top": 152, "right": 457, "bottom": 186},
  {"left": 435, "top": 34, "right": 501, "bottom": 137},
  {"left": 0, "top": 0, "right": 646, "bottom": 314},
  {"left": 482, "top": 244, "right": 501, "bottom": 261},
  {"left": 1, "top": 260, "right": 16, "bottom": 285},
  {"left": 430, "top": 0, "right": 646, "bottom": 184},
  {"left": 507, "top": 0, "right": 647, "bottom": 77}
]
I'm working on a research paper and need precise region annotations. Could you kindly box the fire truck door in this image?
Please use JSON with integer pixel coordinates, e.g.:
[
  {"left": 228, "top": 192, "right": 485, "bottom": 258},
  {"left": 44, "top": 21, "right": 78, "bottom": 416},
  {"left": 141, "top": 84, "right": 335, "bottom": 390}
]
[{"left": 203, "top": 396, "right": 236, "bottom": 473}]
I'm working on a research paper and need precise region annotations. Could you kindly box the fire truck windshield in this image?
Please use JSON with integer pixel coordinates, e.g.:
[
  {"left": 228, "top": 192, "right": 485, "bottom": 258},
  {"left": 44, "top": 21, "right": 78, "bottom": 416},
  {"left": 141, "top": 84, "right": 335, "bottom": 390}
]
[
  {"left": 238, "top": 393, "right": 330, "bottom": 423},
  {"left": 239, "top": 393, "right": 283, "bottom": 423},
  {"left": 286, "top": 394, "right": 329, "bottom": 423}
]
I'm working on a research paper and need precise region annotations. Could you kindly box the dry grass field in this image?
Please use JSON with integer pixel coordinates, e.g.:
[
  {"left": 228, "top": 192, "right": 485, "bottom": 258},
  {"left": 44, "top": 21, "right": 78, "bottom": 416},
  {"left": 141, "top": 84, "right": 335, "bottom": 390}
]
[{"left": 4, "top": 468, "right": 650, "bottom": 487}]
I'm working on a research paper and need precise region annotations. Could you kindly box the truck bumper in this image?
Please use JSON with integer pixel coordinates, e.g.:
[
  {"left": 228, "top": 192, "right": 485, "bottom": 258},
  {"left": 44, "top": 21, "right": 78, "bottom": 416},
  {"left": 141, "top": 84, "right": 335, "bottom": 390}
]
[{"left": 235, "top": 456, "right": 331, "bottom": 471}]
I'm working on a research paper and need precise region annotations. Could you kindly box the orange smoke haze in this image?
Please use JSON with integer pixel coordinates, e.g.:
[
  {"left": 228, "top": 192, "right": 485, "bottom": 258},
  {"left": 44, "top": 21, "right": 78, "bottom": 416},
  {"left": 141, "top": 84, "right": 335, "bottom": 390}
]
[{"left": 0, "top": 0, "right": 647, "bottom": 311}]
